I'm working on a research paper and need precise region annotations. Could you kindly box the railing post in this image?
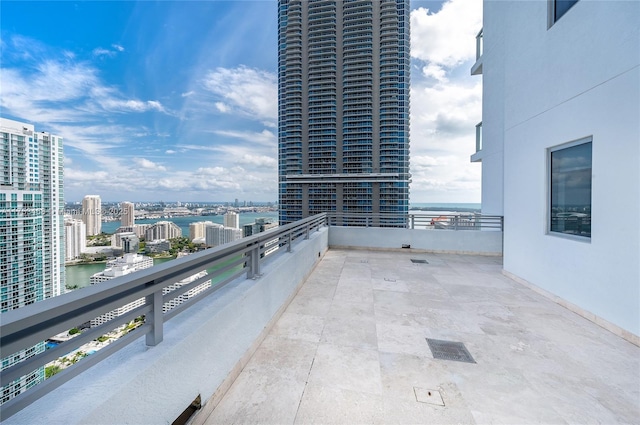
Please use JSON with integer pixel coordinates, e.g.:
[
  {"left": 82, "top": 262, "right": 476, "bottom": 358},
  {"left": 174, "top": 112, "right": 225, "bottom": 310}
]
[
  {"left": 305, "top": 224, "right": 310, "bottom": 239},
  {"left": 145, "top": 289, "right": 163, "bottom": 346},
  {"left": 410, "top": 214, "right": 414, "bottom": 229},
  {"left": 287, "top": 231, "right": 292, "bottom": 252},
  {"left": 246, "top": 243, "right": 261, "bottom": 279}
]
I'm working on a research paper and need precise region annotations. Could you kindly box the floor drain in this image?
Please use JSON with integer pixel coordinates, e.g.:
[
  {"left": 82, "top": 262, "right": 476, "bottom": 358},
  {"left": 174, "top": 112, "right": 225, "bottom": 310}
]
[
  {"left": 411, "top": 259, "right": 428, "bottom": 264},
  {"left": 360, "top": 260, "right": 369, "bottom": 263},
  {"left": 384, "top": 278, "right": 396, "bottom": 282},
  {"left": 414, "top": 387, "right": 445, "bottom": 406},
  {"left": 426, "top": 338, "right": 476, "bottom": 363}
]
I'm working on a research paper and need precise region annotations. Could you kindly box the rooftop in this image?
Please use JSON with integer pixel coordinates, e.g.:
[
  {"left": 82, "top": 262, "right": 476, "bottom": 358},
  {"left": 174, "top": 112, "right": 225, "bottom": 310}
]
[{"left": 196, "top": 249, "right": 639, "bottom": 424}]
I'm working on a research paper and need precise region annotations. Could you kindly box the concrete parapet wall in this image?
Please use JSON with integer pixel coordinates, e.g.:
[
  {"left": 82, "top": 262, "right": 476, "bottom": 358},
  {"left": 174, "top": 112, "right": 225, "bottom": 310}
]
[
  {"left": 328, "top": 226, "right": 503, "bottom": 255},
  {"left": 5, "top": 228, "right": 328, "bottom": 425}
]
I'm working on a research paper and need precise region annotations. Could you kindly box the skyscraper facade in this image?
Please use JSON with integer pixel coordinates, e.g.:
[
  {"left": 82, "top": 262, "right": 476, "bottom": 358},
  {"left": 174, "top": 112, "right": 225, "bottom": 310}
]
[
  {"left": 0, "top": 117, "right": 64, "bottom": 403},
  {"left": 82, "top": 195, "right": 102, "bottom": 236},
  {"left": 120, "top": 201, "right": 135, "bottom": 227},
  {"left": 278, "top": 0, "right": 410, "bottom": 225},
  {"left": 223, "top": 211, "right": 239, "bottom": 229}
]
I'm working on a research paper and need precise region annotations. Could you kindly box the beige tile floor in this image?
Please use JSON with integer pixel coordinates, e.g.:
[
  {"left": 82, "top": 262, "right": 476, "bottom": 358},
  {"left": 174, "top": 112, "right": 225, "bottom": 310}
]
[{"left": 199, "top": 249, "right": 640, "bottom": 424}]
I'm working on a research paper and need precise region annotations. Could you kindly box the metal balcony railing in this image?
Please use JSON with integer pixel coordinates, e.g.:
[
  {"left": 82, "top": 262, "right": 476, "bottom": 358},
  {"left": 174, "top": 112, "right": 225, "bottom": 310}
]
[
  {"left": 0, "top": 214, "right": 326, "bottom": 420},
  {"left": 326, "top": 212, "right": 503, "bottom": 231},
  {"left": 476, "top": 28, "right": 483, "bottom": 60},
  {"left": 476, "top": 121, "right": 483, "bottom": 153},
  {"left": 0, "top": 212, "right": 504, "bottom": 419}
]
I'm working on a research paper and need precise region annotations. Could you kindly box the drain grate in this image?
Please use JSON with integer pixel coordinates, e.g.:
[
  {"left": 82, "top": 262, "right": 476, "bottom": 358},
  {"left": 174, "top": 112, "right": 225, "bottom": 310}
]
[
  {"left": 426, "top": 338, "right": 476, "bottom": 363},
  {"left": 384, "top": 278, "right": 396, "bottom": 282},
  {"left": 411, "top": 259, "right": 428, "bottom": 264}
]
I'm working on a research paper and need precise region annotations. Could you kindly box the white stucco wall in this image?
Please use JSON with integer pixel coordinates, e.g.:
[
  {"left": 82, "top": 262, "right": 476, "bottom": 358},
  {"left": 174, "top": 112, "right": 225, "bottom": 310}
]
[
  {"left": 329, "top": 227, "right": 503, "bottom": 255},
  {"left": 493, "top": 1, "right": 640, "bottom": 336}
]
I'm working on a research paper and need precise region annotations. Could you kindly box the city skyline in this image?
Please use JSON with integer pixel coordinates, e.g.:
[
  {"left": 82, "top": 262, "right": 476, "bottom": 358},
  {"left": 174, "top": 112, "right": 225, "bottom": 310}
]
[{"left": 0, "top": 0, "right": 482, "bottom": 203}]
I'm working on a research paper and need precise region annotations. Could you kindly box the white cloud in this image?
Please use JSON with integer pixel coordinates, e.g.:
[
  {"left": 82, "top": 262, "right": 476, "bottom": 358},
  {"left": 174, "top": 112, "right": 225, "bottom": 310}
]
[
  {"left": 133, "top": 158, "right": 167, "bottom": 172},
  {"left": 165, "top": 149, "right": 177, "bottom": 154},
  {"left": 215, "top": 102, "right": 228, "bottom": 113},
  {"left": 202, "top": 66, "right": 277, "bottom": 123},
  {"left": 411, "top": 0, "right": 483, "bottom": 67},
  {"left": 93, "top": 48, "right": 116, "bottom": 58},
  {"left": 181, "top": 91, "right": 194, "bottom": 97},
  {"left": 98, "top": 99, "right": 166, "bottom": 113},
  {"left": 408, "top": 0, "right": 483, "bottom": 202},
  {"left": 93, "top": 44, "right": 125, "bottom": 58},
  {"left": 211, "top": 129, "right": 275, "bottom": 147}
]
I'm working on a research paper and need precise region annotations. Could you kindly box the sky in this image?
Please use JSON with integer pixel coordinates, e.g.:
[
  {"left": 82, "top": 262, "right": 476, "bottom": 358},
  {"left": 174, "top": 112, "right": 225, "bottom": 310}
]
[{"left": 0, "top": 0, "right": 483, "bottom": 203}]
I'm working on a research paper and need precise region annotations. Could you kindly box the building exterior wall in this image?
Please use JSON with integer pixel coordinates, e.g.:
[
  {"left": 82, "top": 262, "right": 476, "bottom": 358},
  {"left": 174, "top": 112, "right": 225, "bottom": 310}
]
[
  {"left": 82, "top": 195, "right": 101, "bottom": 236},
  {"left": 120, "top": 202, "right": 134, "bottom": 227},
  {"left": 64, "top": 216, "right": 86, "bottom": 260},
  {"left": 205, "top": 224, "right": 242, "bottom": 248},
  {"left": 481, "top": 1, "right": 640, "bottom": 336},
  {"left": 0, "top": 117, "right": 65, "bottom": 403},
  {"left": 145, "top": 221, "right": 182, "bottom": 241},
  {"left": 223, "top": 212, "right": 239, "bottom": 229},
  {"left": 278, "top": 0, "right": 410, "bottom": 225}
]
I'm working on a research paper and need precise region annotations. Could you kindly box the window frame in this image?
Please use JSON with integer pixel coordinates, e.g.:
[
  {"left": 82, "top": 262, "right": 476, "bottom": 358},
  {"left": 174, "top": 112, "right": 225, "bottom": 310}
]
[
  {"left": 547, "top": 0, "right": 579, "bottom": 28},
  {"left": 547, "top": 136, "right": 592, "bottom": 242}
]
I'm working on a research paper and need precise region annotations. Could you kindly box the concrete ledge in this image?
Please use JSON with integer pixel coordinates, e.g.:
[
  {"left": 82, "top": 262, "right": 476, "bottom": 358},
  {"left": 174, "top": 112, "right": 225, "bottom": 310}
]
[
  {"left": 328, "top": 226, "right": 503, "bottom": 255},
  {"left": 4, "top": 228, "right": 329, "bottom": 425},
  {"left": 504, "top": 270, "right": 640, "bottom": 347}
]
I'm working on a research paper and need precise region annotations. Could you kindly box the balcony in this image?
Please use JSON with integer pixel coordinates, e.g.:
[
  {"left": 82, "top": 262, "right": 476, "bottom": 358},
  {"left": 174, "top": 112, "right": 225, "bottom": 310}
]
[
  {"left": 2, "top": 214, "right": 638, "bottom": 424},
  {"left": 470, "top": 28, "right": 483, "bottom": 76},
  {"left": 471, "top": 121, "right": 483, "bottom": 163}
]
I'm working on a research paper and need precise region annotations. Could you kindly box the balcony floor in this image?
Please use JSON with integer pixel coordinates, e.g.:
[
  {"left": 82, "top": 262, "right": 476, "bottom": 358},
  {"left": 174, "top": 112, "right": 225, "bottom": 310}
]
[{"left": 198, "top": 249, "right": 639, "bottom": 424}]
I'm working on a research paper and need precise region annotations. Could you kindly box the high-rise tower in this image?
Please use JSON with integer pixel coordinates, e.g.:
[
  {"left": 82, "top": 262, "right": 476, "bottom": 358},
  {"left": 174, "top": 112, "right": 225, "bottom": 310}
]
[
  {"left": 0, "top": 117, "right": 64, "bottom": 403},
  {"left": 82, "top": 195, "right": 102, "bottom": 236},
  {"left": 121, "top": 201, "right": 135, "bottom": 227},
  {"left": 278, "top": 0, "right": 410, "bottom": 225}
]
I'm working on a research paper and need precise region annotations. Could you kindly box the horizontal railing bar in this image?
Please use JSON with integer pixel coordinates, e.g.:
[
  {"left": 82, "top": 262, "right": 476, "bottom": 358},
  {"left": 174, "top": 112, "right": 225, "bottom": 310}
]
[{"left": 0, "top": 214, "right": 327, "bottom": 356}]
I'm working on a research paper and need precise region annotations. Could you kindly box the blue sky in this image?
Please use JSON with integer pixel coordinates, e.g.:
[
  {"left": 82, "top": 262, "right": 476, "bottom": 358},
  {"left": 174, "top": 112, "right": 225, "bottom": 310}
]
[{"left": 1, "top": 0, "right": 482, "bottom": 203}]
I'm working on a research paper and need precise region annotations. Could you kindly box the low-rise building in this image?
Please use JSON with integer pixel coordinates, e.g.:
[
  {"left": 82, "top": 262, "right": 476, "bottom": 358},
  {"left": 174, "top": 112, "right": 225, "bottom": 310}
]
[{"left": 145, "top": 239, "right": 171, "bottom": 254}]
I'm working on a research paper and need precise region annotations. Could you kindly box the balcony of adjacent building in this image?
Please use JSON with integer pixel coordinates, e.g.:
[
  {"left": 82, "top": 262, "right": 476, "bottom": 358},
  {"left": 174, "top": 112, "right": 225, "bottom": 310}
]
[
  {"left": 1, "top": 213, "right": 638, "bottom": 424},
  {"left": 470, "top": 121, "right": 483, "bottom": 163},
  {"left": 471, "top": 28, "right": 483, "bottom": 76}
]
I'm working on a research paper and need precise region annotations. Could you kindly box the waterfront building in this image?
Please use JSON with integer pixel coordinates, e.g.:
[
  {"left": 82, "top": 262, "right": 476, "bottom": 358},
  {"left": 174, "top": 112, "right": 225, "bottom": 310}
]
[
  {"left": 145, "top": 239, "right": 171, "bottom": 254},
  {"left": 205, "top": 224, "right": 243, "bottom": 248},
  {"left": 90, "top": 253, "right": 210, "bottom": 327},
  {"left": 111, "top": 232, "right": 139, "bottom": 254},
  {"left": 116, "top": 223, "right": 151, "bottom": 239},
  {"left": 90, "top": 253, "right": 154, "bottom": 327},
  {"left": 243, "top": 217, "right": 277, "bottom": 238},
  {"left": 189, "top": 221, "right": 214, "bottom": 242},
  {"left": 473, "top": 0, "right": 639, "bottom": 336},
  {"left": 120, "top": 201, "right": 134, "bottom": 227},
  {"left": 82, "top": 195, "right": 101, "bottom": 236},
  {"left": 223, "top": 211, "right": 239, "bottom": 229},
  {"left": 162, "top": 253, "right": 211, "bottom": 311},
  {"left": 0, "top": 117, "right": 65, "bottom": 403},
  {"left": 145, "top": 220, "right": 182, "bottom": 241},
  {"left": 64, "top": 215, "right": 86, "bottom": 261},
  {"left": 277, "top": 0, "right": 411, "bottom": 225}
]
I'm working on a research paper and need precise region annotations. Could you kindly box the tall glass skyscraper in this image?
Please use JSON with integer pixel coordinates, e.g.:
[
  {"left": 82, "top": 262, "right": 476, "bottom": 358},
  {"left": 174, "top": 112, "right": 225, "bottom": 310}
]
[
  {"left": 0, "top": 117, "right": 64, "bottom": 404},
  {"left": 278, "top": 0, "right": 410, "bottom": 225}
]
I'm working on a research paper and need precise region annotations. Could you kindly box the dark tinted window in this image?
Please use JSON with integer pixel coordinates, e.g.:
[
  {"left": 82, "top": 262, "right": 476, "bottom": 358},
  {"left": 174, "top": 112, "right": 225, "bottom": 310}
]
[
  {"left": 550, "top": 141, "right": 592, "bottom": 238},
  {"left": 555, "top": 0, "right": 579, "bottom": 22}
]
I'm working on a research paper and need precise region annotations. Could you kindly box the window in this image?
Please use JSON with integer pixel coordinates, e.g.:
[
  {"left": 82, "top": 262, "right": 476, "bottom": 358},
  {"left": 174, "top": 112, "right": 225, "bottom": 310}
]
[
  {"left": 549, "top": 138, "right": 592, "bottom": 238},
  {"left": 549, "top": 0, "right": 579, "bottom": 26}
]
